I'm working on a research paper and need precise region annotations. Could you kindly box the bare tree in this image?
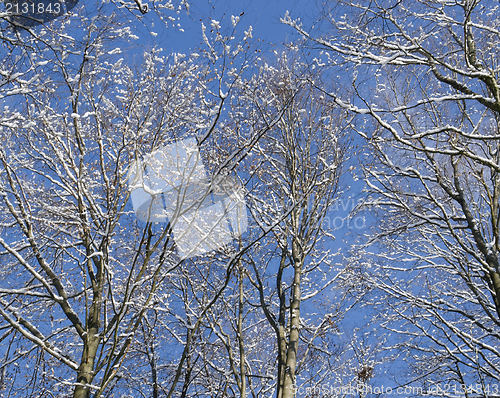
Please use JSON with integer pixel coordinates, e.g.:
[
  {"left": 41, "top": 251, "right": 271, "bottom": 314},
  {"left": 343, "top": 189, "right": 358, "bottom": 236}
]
[
  {"left": 284, "top": 0, "right": 500, "bottom": 395},
  {"left": 141, "top": 50, "right": 360, "bottom": 398},
  {"left": 0, "top": 11, "right": 263, "bottom": 397},
  {"left": 0, "top": 3, "right": 363, "bottom": 396},
  {"left": 234, "top": 51, "right": 352, "bottom": 398}
]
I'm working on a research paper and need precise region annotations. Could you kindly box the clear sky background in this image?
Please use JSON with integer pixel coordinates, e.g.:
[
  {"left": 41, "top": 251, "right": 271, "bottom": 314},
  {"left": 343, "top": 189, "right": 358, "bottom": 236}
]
[{"left": 132, "top": 0, "right": 318, "bottom": 53}]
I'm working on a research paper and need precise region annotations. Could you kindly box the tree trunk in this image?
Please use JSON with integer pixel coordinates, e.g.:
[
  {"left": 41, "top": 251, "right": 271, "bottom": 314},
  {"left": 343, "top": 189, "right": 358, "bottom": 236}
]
[
  {"left": 238, "top": 260, "right": 247, "bottom": 398},
  {"left": 282, "top": 239, "right": 302, "bottom": 398},
  {"left": 74, "top": 287, "right": 101, "bottom": 398},
  {"left": 74, "top": 332, "right": 100, "bottom": 398}
]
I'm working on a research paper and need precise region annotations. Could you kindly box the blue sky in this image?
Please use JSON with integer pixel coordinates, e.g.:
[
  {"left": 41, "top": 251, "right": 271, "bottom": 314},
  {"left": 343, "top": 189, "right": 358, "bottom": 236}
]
[{"left": 134, "top": 0, "right": 317, "bottom": 53}]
